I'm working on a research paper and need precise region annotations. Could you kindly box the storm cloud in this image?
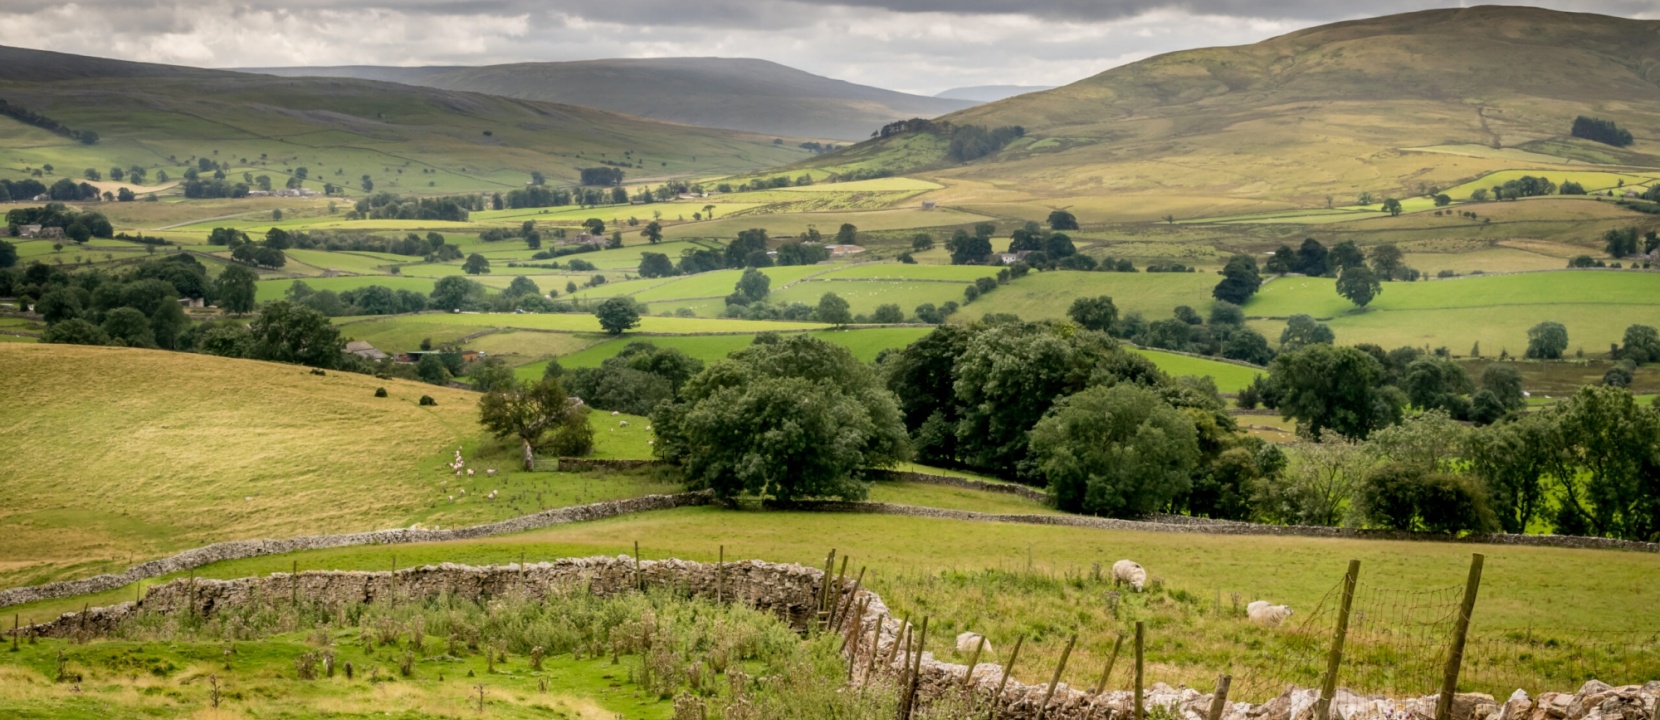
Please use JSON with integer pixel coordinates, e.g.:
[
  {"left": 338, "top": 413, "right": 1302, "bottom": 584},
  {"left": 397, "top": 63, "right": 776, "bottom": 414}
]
[{"left": 2, "top": 1, "right": 1656, "bottom": 94}]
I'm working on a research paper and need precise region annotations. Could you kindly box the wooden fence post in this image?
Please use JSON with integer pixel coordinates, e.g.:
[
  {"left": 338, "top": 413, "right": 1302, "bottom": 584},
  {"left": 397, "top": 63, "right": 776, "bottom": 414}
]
[
  {"left": 1436, "top": 554, "right": 1485, "bottom": 720},
  {"left": 1094, "top": 632, "right": 1125, "bottom": 694},
  {"left": 1135, "top": 621, "right": 1145, "bottom": 720},
  {"left": 865, "top": 612, "right": 887, "bottom": 683},
  {"left": 1208, "top": 674, "right": 1233, "bottom": 720},
  {"left": 962, "top": 635, "right": 986, "bottom": 690},
  {"left": 899, "top": 616, "right": 929, "bottom": 720},
  {"left": 990, "top": 635, "right": 1025, "bottom": 720},
  {"left": 1035, "top": 633, "right": 1077, "bottom": 720},
  {"left": 1316, "top": 560, "right": 1361, "bottom": 720},
  {"left": 832, "top": 567, "right": 866, "bottom": 634}
]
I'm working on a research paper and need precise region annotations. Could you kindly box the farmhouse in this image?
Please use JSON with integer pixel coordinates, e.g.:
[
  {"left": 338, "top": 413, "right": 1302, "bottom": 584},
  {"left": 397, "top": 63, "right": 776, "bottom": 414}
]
[
  {"left": 17, "top": 224, "right": 64, "bottom": 239},
  {"left": 562, "top": 232, "right": 607, "bottom": 247},
  {"left": 345, "top": 341, "right": 389, "bottom": 361},
  {"left": 397, "top": 349, "right": 484, "bottom": 363},
  {"left": 825, "top": 244, "right": 866, "bottom": 257},
  {"left": 176, "top": 297, "right": 205, "bottom": 309},
  {"left": 999, "top": 251, "right": 1033, "bottom": 265}
]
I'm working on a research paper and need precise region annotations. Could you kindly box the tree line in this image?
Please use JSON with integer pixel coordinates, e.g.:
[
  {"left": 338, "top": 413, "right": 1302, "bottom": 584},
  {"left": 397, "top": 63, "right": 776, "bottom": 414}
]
[{"left": 0, "top": 97, "right": 98, "bottom": 144}]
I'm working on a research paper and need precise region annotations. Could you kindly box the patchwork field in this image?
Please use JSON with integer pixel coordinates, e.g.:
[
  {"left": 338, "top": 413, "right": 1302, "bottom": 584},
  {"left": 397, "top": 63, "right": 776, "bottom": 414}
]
[
  {"left": 1244, "top": 271, "right": 1660, "bottom": 353},
  {"left": 952, "top": 271, "right": 1219, "bottom": 323}
]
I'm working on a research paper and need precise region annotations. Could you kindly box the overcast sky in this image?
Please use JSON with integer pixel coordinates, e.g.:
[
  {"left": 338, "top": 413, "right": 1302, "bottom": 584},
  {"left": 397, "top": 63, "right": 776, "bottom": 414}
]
[{"left": 4, "top": 1, "right": 1657, "bottom": 95}]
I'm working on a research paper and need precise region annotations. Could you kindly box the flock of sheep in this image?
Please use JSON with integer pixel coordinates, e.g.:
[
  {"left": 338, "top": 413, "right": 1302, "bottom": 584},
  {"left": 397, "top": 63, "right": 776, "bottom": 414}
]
[
  {"left": 950, "top": 560, "right": 1293, "bottom": 655},
  {"left": 443, "top": 448, "right": 497, "bottom": 504}
]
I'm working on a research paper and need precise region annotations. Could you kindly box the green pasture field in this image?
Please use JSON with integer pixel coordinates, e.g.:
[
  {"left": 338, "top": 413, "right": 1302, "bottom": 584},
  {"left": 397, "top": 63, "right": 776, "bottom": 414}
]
[
  {"left": 332, "top": 318, "right": 499, "bottom": 353},
  {"left": 630, "top": 265, "right": 832, "bottom": 303},
  {"left": 255, "top": 275, "right": 438, "bottom": 302},
  {"left": 460, "top": 328, "right": 600, "bottom": 363},
  {"left": 951, "top": 270, "right": 1219, "bottom": 323},
  {"left": 1441, "top": 169, "right": 1660, "bottom": 199},
  {"left": 353, "top": 312, "right": 831, "bottom": 335},
  {"left": 770, "top": 279, "right": 970, "bottom": 316},
  {"left": 1244, "top": 271, "right": 1660, "bottom": 351},
  {"left": 470, "top": 201, "right": 764, "bottom": 226},
  {"left": 538, "top": 326, "right": 932, "bottom": 372},
  {"left": 562, "top": 276, "right": 660, "bottom": 301},
  {"left": 659, "top": 207, "right": 994, "bottom": 241},
  {"left": 1401, "top": 246, "right": 1588, "bottom": 275},
  {"left": 818, "top": 263, "right": 1003, "bottom": 281},
  {"left": 282, "top": 248, "right": 404, "bottom": 275},
  {"left": 1129, "top": 348, "right": 1263, "bottom": 394}
]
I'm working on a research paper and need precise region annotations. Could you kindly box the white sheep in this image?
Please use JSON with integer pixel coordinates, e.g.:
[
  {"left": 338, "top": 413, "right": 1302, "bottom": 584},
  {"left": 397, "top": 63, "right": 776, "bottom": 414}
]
[
  {"left": 486, "top": 469, "right": 496, "bottom": 477},
  {"left": 619, "top": 420, "right": 629, "bottom": 427},
  {"left": 1247, "top": 601, "right": 1293, "bottom": 627},
  {"left": 955, "top": 632, "right": 992, "bottom": 656},
  {"left": 1112, "top": 560, "right": 1147, "bottom": 593},
  {"left": 466, "top": 468, "right": 474, "bottom": 477},
  {"left": 448, "top": 495, "right": 454, "bottom": 502},
  {"left": 611, "top": 411, "right": 620, "bottom": 416}
]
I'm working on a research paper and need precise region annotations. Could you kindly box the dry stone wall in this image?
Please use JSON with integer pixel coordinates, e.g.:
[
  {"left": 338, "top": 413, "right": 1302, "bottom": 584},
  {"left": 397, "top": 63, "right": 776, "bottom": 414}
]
[
  {"left": 11, "top": 557, "right": 1657, "bottom": 720},
  {"left": 768, "top": 501, "right": 1660, "bottom": 554},
  {"left": 0, "top": 492, "right": 714, "bottom": 610}
]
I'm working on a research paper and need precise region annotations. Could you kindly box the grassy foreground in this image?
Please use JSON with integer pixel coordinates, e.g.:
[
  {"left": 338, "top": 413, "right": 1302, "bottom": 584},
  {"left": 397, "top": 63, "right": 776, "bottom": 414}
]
[{"left": 12, "top": 504, "right": 1657, "bottom": 700}]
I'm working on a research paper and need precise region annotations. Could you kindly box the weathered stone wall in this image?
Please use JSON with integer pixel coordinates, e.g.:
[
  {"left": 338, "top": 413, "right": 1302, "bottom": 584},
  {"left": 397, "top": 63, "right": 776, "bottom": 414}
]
[
  {"left": 11, "top": 557, "right": 1656, "bottom": 720},
  {"left": 865, "top": 469, "right": 1051, "bottom": 503},
  {"left": 0, "top": 492, "right": 714, "bottom": 610},
  {"left": 770, "top": 501, "right": 1660, "bottom": 554},
  {"left": 555, "top": 457, "right": 662, "bottom": 473}
]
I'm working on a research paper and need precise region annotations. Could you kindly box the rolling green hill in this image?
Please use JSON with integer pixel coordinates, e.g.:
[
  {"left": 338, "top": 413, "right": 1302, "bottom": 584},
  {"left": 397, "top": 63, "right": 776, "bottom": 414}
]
[
  {"left": 244, "top": 57, "right": 977, "bottom": 141},
  {"left": 0, "top": 46, "right": 807, "bottom": 196},
  {"left": 798, "top": 6, "right": 1660, "bottom": 222}
]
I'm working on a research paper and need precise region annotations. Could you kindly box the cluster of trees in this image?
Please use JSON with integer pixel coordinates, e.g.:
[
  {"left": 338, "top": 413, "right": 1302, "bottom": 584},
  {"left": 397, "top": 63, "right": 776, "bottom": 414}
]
[
  {"left": 798, "top": 142, "right": 842, "bottom": 154},
  {"left": 477, "top": 376, "right": 594, "bottom": 470},
  {"left": 579, "top": 167, "right": 626, "bottom": 186},
  {"left": 1601, "top": 227, "right": 1658, "bottom": 258},
  {"left": 946, "top": 223, "right": 997, "bottom": 265},
  {"left": 651, "top": 228, "right": 827, "bottom": 276},
  {"left": 352, "top": 193, "right": 478, "bottom": 221},
  {"left": 559, "top": 342, "right": 704, "bottom": 416},
  {"left": 881, "top": 320, "right": 1279, "bottom": 517},
  {"left": 1265, "top": 238, "right": 1417, "bottom": 284},
  {"left": 1090, "top": 297, "right": 1278, "bottom": 366},
  {"left": 282, "top": 280, "right": 434, "bottom": 318},
  {"left": 23, "top": 255, "right": 205, "bottom": 350},
  {"left": 1571, "top": 116, "right": 1634, "bottom": 147},
  {"left": 0, "top": 178, "right": 47, "bottom": 202},
  {"left": 7, "top": 204, "right": 114, "bottom": 242},
  {"left": 1278, "top": 389, "right": 1659, "bottom": 541},
  {"left": 946, "top": 124, "right": 1026, "bottom": 162},
  {"left": 0, "top": 97, "right": 97, "bottom": 144},
  {"left": 218, "top": 227, "right": 288, "bottom": 269},
  {"left": 43, "top": 178, "right": 101, "bottom": 202},
  {"left": 503, "top": 184, "right": 627, "bottom": 210},
  {"left": 1489, "top": 175, "right": 1556, "bottom": 201},
  {"left": 654, "top": 334, "right": 911, "bottom": 500}
]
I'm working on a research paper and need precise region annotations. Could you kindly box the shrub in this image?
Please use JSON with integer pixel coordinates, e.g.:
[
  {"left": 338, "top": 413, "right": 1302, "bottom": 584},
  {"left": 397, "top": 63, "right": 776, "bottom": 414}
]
[
  {"left": 374, "top": 387, "right": 388, "bottom": 398},
  {"left": 419, "top": 395, "right": 436, "bottom": 406}
]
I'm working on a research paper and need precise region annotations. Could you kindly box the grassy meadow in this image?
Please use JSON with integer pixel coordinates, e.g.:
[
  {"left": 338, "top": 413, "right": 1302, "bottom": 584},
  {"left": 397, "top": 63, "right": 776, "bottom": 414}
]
[{"left": 1245, "top": 271, "right": 1660, "bottom": 353}]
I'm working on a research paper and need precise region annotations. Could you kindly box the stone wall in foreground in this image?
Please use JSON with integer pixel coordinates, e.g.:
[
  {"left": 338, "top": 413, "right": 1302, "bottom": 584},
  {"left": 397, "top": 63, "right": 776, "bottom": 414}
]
[{"left": 13, "top": 557, "right": 1656, "bottom": 720}]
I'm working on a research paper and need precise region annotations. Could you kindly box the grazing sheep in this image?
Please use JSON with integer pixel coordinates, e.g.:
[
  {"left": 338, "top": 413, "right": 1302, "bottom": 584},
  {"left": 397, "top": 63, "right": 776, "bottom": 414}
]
[
  {"left": 448, "top": 495, "right": 454, "bottom": 502},
  {"left": 466, "top": 468, "right": 474, "bottom": 477},
  {"left": 1247, "top": 601, "right": 1293, "bottom": 627},
  {"left": 486, "top": 469, "right": 496, "bottom": 477},
  {"left": 611, "top": 411, "right": 620, "bottom": 416},
  {"left": 619, "top": 420, "right": 629, "bottom": 427},
  {"left": 1112, "top": 560, "right": 1147, "bottom": 593},
  {"left": 955, "top": 632, "right": 992, "bottom": 656}
]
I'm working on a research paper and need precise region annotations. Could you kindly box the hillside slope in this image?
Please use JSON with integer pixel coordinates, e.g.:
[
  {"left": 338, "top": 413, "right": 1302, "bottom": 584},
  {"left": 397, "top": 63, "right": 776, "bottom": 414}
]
[
  {"left": 801, "top": 6, "right": 1660, "bottom": 218},
  {"left": 0, "top": 344, "right": 491, "bottom": 588},
  {"left": 245, "top": 57, "right": 977, "bottom": 141},
  {"left": 934, "top": 85, "right": 1054, "bottom": 102},
  {"left": 0, "top": 47, "right": 807, "bottom": 194}
]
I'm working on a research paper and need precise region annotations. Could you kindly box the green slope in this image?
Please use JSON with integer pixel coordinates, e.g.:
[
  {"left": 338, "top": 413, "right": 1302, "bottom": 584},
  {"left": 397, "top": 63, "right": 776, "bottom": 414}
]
[{"left": 0, "top": 46, "right": 808, "bottom": 196}]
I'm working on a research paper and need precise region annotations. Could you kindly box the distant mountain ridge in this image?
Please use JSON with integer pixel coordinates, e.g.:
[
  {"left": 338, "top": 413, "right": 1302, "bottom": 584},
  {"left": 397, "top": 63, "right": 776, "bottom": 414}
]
[
  {"left": 934, "top": 85, "right": 1054, "bottom": 102},
  {"left": 0, "top": 45, "right": 807, "bottom": 192},
  {"left": 242, "top": 57, "right": 980, "bottom": 141}
]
